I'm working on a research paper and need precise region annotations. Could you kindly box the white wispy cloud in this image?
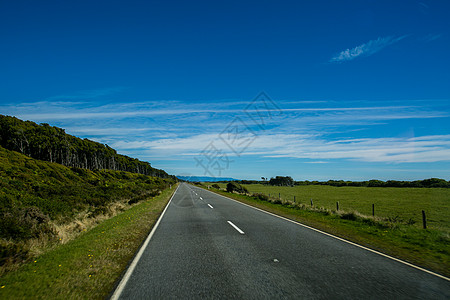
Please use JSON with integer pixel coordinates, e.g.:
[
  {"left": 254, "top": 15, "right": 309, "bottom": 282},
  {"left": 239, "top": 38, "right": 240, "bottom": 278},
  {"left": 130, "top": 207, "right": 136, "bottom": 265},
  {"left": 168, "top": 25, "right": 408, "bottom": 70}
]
[
  {"left": 259, "top": 134, "right": 450, "bottom": 163},
  {"left": 109, "top": 132, "right": 450, "bottom": 164},
  {"left": 422, "top": 33, "right": 443, "bottom": 42},
  {"left": 2, "top": 98, "right": 449, "bottom": 168},
  {"left": 330, "top": 35, "right": 408, "bottom": 63}
]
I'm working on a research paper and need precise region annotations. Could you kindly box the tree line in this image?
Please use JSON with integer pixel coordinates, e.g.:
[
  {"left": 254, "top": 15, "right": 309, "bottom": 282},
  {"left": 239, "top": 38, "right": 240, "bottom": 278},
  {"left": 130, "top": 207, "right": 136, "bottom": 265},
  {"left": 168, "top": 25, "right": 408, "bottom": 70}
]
[
  {"left": 296, "top": 178, "right": 450, "bottom": 188},
  {"left": 238, "top": 176, "right": 450, "bottom": 188},
  {"left": 0, "top": 115, "right": 174, "bottom": 179}
]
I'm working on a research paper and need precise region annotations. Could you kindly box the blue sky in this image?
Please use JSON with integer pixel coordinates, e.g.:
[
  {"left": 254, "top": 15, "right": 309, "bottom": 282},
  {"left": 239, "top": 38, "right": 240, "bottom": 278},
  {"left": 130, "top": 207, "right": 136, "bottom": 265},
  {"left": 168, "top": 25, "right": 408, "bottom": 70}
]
[{"left": 1, "top": 0, "right": 449, "bottom": 180}]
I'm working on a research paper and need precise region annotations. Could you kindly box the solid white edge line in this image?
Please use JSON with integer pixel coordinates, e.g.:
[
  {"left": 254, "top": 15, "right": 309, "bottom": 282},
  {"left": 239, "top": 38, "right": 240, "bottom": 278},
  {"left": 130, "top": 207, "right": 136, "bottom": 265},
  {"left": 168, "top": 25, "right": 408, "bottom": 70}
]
[
  {"left": 197, "top": 186, "right": 450, "bottom": 282},
  {"left": 207, "top": 204, "right": 214, "bottom": 209},
  {"left": 227, "top": 220, "right": 245, "bottom": 234},
  {"left": 110, "top": 184, "right": 181, "bottom": 300}
]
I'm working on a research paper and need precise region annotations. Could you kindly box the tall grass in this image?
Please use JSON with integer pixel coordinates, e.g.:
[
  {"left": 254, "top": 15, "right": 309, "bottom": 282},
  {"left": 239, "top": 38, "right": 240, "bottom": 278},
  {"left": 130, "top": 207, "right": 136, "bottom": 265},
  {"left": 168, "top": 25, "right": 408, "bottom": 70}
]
[{"left": 0, "top": 185, "right": 177, "bottom": 299}]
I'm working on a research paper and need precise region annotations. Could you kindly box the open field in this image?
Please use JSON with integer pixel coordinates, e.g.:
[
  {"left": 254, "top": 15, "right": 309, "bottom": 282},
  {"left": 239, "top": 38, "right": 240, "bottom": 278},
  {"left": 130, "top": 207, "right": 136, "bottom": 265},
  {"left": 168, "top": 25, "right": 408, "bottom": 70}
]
[
  {"left": 206, "top": 183, "right": 450, "bottom": 277},
  {"left": 0, "top": 185, "right": 177, "bottom": 299},
  {"left": 214, "top": 183, "right": 450, "bottom": 232}
]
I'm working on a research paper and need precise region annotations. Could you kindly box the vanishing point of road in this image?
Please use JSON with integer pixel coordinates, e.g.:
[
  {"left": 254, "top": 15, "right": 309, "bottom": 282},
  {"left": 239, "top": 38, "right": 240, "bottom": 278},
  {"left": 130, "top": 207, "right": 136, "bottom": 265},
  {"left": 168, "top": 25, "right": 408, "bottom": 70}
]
[{"left": 112, "top": 183, "right": 450, "bottom": 299}]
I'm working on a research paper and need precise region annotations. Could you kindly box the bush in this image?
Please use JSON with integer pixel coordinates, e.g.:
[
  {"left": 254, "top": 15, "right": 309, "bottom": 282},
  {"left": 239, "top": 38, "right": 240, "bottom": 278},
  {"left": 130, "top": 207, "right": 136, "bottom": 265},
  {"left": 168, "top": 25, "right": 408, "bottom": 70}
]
[
  {"left": 226, "top": 182, "right": 248, "bottom": 194},
  {"left": 212, "top": 184, "right": 220, "bottom": 189},
  {"left": 0, "top": 207, "right": 53, "bottom": 240},
  {"left": 271, "top": 199, "right": 282, "bottom": 205},
  {"left": 340, "top": 212, "right": 360, "bottom": 221},
  {"left": 0, "top": 240, "right": 29, "bottom": 267},
  {"left": 252, "top": 193, "right": 269, "bottom": 201}
]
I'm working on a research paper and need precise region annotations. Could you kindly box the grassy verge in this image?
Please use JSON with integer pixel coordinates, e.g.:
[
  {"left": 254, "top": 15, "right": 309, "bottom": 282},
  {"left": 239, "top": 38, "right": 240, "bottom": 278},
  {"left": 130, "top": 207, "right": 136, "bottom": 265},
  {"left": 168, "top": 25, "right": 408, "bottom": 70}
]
[
  {"left": 0, "top": 184, "right": 177, "bottom": 299},
  {"left": 204, "top": 186, "right": 450, "bottom": 278}
]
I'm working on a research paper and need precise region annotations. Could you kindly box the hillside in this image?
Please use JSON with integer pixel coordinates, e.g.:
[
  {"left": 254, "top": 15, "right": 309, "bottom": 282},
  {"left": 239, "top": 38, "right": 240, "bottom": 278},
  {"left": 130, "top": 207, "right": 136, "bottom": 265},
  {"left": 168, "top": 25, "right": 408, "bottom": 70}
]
[
  {"left": 0, "top": 145, "right": 175, "bottom": 272},
  {"left": 0, "top": 115, "right": 173, "bottom": 179},
  {"left": 0, "top": 117, "right": 178, "bottom": 273}
]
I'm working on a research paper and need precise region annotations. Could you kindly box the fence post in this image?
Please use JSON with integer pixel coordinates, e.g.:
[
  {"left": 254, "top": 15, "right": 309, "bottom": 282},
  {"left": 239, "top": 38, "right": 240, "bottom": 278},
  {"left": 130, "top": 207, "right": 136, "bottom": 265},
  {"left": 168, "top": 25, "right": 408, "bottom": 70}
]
[
  {"left": 336, "top": 202, "right": 339, "bottom": 211},
  {"left": 372, "top": 204, "right": 375, "bottom": 216},
  {"left": 294, "top": 196, "right": 296, "bottom": 203},
  {"left": 422, "top": 210, "right": 427, "bottom": 229},
  {"left": 310, "top": 198, "right": 313, "bottom": 207},
  {"left": 279, "top": 193, "right": 281, "bottom": 200}
]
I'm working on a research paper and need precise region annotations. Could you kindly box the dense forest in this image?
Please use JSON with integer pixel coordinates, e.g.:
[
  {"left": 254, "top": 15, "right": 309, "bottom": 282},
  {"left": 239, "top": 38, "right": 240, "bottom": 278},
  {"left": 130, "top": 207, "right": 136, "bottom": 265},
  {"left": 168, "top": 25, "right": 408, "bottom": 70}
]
[{"left": 0, "top": 115, "right": 174, "bottom": 179}]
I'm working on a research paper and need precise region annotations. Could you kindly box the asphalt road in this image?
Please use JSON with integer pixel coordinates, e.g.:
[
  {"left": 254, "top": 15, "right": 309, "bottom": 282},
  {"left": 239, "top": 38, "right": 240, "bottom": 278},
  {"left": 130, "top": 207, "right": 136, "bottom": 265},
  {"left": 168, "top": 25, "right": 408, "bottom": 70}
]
[{"left": 113, "top": 183, "right": 450, "bottom": 299}]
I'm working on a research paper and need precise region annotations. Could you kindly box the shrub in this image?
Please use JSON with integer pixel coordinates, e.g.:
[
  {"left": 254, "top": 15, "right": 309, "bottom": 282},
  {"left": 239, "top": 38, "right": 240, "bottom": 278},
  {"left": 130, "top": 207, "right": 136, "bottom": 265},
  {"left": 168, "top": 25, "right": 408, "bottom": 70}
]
[
  {"left": 252, "top": 193, "right": 269, "bottom": 201},
  {"left": 226, "top": 182, "right": 248, "bottom": 194},
  {"left": 0, "top": 240, "right": 29, "bottom": 267},
  {"left": 271, "top": 199, "right": 282, "bottom": 205},
  {"left": 212, "top": 184, "right": 220, "bottom": 189},
  {"left": 340, "top": 212, "right": 360, "bottom": 221},
  {"left": 0, "top": 207, "right": 53, "bottom": 240}
]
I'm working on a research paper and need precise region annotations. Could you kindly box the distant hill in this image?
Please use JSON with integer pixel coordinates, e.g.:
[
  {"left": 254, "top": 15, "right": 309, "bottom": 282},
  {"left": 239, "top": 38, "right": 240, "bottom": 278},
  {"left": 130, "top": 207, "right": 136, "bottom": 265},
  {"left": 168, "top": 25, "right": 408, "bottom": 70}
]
[
  {"left": 177, "top": 175, "right": 239, "bottom": 182},
  {"left": 0, "top": 115, "right": 174, "bottom": 179}
]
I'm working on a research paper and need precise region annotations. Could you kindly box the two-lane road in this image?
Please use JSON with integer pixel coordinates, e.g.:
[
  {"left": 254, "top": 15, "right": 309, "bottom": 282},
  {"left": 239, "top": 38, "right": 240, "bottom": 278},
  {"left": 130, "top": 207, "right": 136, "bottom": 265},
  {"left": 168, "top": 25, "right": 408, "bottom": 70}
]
[{"left": 113, "top": 183, "right": 449, "bottom": 299}]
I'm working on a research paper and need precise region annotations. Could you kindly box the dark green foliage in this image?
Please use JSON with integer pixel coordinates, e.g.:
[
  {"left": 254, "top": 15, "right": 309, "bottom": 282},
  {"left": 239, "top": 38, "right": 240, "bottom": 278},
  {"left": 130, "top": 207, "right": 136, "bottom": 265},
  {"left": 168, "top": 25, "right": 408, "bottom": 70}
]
[
  {"left": 340, "top": 212, "right": 360, "bottom": 221},
  {"left": 0, "top": 117, "right": 177, "bottom": 269},
  {"left": 0, "top": 207, "right": 53, "bottom": 240},
  {"left": 226, "top": 182, "right": 248, "bottom": 194},
  {"left": 0, "top": 115, "right": 176, "bottom": 179},
  {"left": 211, "top": 184, "right": 220, "bottom": 189},
  {"left": 0, "top": 241, "right": 29, "bottom": 267},
  {"left": 268, "top": 176, "right": 294, "bottom": 186},
  {"left": 128, "top": 190, "right": 160, "bottom": 205},
  {"left": 293, "top": 178, "right": 450, "bottom": 188},
  {"left": 0, "top": 146, "right": 175, "bottom": 242},
  {"left": 239, "top": 180, "right": 260, "bottom": 184}
]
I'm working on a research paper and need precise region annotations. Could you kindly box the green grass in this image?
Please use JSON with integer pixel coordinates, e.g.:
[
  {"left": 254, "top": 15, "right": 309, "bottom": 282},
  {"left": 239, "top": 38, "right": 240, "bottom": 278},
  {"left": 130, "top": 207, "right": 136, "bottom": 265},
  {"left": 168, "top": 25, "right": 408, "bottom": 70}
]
[
  {"left": 0, "top": 184, "right": 177, "bottom": 299},
  {"left": 207, "top": 184, "right": 450, "bottom": 277},
  {"left": 214, "top": 183, "right": 450, "bottom": 232}
]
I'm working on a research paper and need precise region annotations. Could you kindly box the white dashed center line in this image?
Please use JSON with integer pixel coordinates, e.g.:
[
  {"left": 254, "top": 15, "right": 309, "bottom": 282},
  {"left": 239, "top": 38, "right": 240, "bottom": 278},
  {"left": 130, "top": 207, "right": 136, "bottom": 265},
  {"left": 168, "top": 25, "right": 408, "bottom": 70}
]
[
  {"left": 227, "top": 221, "right": 245, "bottom": 235},
  {"left": 207, "top": 204, "right": 214, "bottom": 209}
]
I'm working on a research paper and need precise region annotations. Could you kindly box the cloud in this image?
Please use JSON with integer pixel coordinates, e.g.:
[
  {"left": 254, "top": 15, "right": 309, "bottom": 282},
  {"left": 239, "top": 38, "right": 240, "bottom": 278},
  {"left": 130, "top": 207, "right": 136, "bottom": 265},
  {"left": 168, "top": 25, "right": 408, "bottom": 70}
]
[
  {"left": 330, "top": 35, "right": 408, "bottom": 63},
  {"left": 9, "top": 100, "right": 438, "bottom": 124},
  {"left": 109, "top": 132, "right": 450, "bottom": 164},
  {"left": 422, "top": 33, "right": 443, "bottom": 42},
  {"left": 2, "top": 98, "right": 449, "bottom": 167},
  {"left": 259, "top": 134, "right": 450, "bottom": 163}
]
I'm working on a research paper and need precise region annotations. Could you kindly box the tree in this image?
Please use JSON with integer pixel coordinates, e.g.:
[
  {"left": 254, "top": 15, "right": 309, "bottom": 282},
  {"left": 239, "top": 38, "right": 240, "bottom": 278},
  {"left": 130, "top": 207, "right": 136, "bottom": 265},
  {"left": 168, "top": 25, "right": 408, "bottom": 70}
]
[
  {"left": 0, "top": 115, "right": 176, "bottom": 180},
  {"left": 268, "top": 176, "right": 294, "bottom": 186}
]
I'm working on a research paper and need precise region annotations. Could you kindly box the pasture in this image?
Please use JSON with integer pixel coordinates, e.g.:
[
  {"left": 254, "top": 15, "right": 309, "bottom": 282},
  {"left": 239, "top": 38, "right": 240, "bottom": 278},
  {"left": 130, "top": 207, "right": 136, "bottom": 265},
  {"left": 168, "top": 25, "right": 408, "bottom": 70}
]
[{"left": 216, "top": 183, "right": 450, "bottom": 232}]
